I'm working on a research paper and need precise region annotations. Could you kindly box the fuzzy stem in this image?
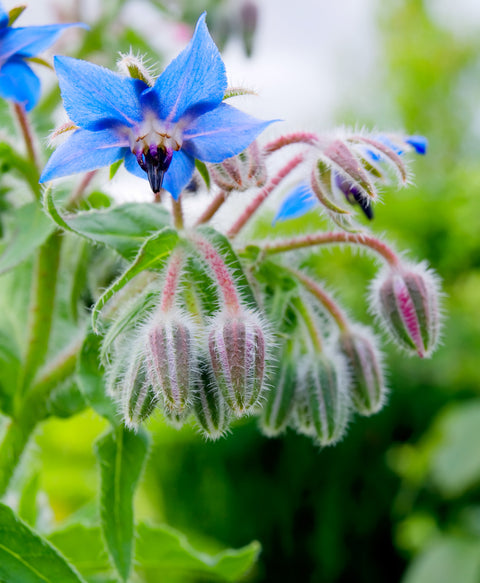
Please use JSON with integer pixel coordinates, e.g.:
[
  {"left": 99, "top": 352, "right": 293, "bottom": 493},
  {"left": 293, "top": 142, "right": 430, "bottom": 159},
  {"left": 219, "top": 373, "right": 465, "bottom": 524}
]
[
  {"left": 288, "top": 268, "right": 349, "bottom": 332},
  {"left": 172, "top": 196, "right": 184, "bottom": 230},
  {"left": 194, "top": 190, "right": 227, "bottom": 226},
  {"left": 262, "top": 232, "right": 400, "bottom": 267},
  {"left": 160, "top": 249, "right": 185, "bottom": 312},
  {"left": 192, "top": 235, "right": 241, "bottom": 314},
  {"left": 66, "top": 170, "right": 97, "bottom": 209},
  {"left": 21, "top": 230, "right": 63, "bottom": 393},
  {"left": 263, "top": 132, "right": 319, "bottom": 155},
  {"left": 13, "top": 103, "right": 40, "bottom": 174},
  {"left": 291, "top": 296, "right": 323, "bottom": 352},
  {"left": 0, "top": 337, "right": 81, "bottom": 497},
  {"left": 228, "top": 153, "right": 306, "bottom": 239}
]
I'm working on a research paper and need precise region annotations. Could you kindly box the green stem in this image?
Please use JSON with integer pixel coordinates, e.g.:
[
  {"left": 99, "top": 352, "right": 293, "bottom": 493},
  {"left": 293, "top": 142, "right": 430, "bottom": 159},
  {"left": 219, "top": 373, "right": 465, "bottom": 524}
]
[
  {"left": 13, "top": 103, "right": 40, "bottom": 175},
  {"left": 22, "top": 230, "right": 63, "bottom": 393},
  {"left": 0, "top": 337, "right": 82, "bottom": 498},
  {"left": 291, "top": 296, "right": 323, "bottom": 352},
  {"left": 172, "top": 196, "right": 184, "bottom": 230}
]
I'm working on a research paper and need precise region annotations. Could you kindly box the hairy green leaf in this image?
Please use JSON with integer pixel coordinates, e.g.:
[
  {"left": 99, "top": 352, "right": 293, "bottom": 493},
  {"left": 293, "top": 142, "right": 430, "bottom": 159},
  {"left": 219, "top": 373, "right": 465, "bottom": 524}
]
[
  {"left": 94, "top": 427, "right": 150, "bottom": 582},
  {"left": 0, "top": 503, "right": 86, "bottom": 583},
  {"left": 91, "top": 227, "right": 178, "bottom": 332},
  {"left": 136, "top": 522, "right": 261, "bottom": 582}
]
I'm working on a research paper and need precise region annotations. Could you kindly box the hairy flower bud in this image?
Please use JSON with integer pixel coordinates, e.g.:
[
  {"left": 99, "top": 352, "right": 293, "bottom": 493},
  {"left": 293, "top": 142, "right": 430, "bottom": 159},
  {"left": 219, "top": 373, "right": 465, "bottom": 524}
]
[
  {"left": 208, "top": 309, "right": 267, "bottom": 416},
  {"left": 260, "top": 342, "right": 297, "bottom": 436},
  {"left": 293, "top": 353, "right": 350, "bottom": 446},
  {"left": 339, "top": 325, "right": 387, "bottom": 415},
  {"left": 145, "top": 311, "right": 197, "bottom": 414},
  {"left": 370, "top": 262, "right": 442, "bottom": 358},
  {"left": 209, "top": 141, "right": 266, "bottom": 192},
  {"left": 121, "top": 350, "right": 158, "bottom": 429},
  {"left": 193, "top": 365, "right": 230, "bottom": 440}
]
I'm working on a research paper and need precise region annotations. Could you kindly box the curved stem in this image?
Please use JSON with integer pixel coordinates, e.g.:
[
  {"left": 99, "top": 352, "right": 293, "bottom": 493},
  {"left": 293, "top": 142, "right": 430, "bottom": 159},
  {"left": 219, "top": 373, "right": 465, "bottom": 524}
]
[
  {"left": 227, "top": 153, "right": 306, "bottom": 239},
  {"left": 291, "top": 296, "right": 323, "bottom": 352},
  {"left": 66, "top": 170, "right": 97, "bottom": 209},
  {"left": 288, "top": 267, "right": 349, "bottom": 332},
  {"left": 21, "top": 230, "right": 63, "bottom": 393},
  {"left": 194, "top": 190, "right": 227, "bottom": 226},
  {"left": 264, "top": 132, "right": 319, "bottom": 155},
  {"left": 13, "top": 103, "right": 40, "bottom": 175},
  {"left": 160, "top": 249, "right": 185, "bottom": 312},
  {"left": 0, "top": 337, "right": 81, "bottom": 498},
  {"left": 261, "top": 232, "right": 400, "bottom": 267}
]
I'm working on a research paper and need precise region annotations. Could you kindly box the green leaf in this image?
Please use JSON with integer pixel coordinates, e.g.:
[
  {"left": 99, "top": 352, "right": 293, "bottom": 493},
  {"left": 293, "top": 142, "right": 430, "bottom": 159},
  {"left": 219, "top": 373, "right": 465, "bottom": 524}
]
[
  {"left": 429, "top": 400, "right": 480, "bottom": 497},
  {"left": 196, "top": 226, "right": 258, "bottom": 310},
  {"left": 46, "top": 381, "right": 87, "bottom": 419},
  {"left": 0, "top": 202, "right": 54, "bottom": 275},
  {"left": 403, "top": 536, "right": 480, "bottom": 583},
  {"left": 195, "top": 159, "right": 210, "bottom": 189},
  {"left": 94, "top": 427, "right": 150, "bottom": 582},
  {"left": 91, "top": 227, "right": 179, "bottom": 332},
  {"left": 136, "top": 522, "right": 261, "bottom": 582},
  {"left": 0, "top": 503, "right": 86, "bottom": 583},
  {"left": 47, "top": 524, "right": 113, "bottom": 580},
  {"left": 77, "top": 332, "right": 119, "bottom": 426},
  {"left": 44, "top": 189, "right": 172, "bottom": 260}
]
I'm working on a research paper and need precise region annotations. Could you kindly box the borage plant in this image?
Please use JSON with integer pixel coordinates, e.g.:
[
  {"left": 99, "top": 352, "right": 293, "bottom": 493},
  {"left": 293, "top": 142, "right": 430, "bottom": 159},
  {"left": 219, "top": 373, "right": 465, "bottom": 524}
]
[{"left": 0, "top": 5, "right": 442, "bottom": 583}]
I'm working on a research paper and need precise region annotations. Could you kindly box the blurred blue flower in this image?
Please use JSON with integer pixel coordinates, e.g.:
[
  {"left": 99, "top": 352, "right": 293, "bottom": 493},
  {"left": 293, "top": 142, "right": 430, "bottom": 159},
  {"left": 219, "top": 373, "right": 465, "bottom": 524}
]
[
  {"left": 0, "top": 2, "right": 86, "bottom": 111},
  {"left": 273, "top": 182, "right": 317, "bottom": 224},
  {"left": 40, "top": 13, "right": 273, "bottom": 200}
]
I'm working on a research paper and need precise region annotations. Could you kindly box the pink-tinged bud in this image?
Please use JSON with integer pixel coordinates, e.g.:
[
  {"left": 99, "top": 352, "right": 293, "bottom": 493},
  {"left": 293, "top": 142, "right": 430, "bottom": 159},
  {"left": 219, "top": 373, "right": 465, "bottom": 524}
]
[
  {"left": 193, "top": 366, "right": 230, "bottom": 440},
  {"left": 121, "top": 351, "right": 158, "bottom": 429},
  {"left": 145, "top": 311, "right": 197, "bottom": 415},
  {"left": 208, "top": 310, "right": 267, "bottom": 416},
  {"left": 260, "top": 342, "right": 297, "bottom": 436},
  {"left": 339, "top": 325, "right": 388, "bottom": 416},
  {"left": 293, "top": 353, "right": 351, "bottom": 446},
  {"left": 370, "top": 262, "right": 442, "bottom": 358},
  {"left": 209, "top": 142, "right": 266, "bottom": 192}
]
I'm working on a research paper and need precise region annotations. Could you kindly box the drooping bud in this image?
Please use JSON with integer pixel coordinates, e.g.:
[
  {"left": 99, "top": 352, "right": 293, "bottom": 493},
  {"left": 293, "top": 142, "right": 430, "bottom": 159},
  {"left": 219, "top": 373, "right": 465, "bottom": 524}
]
[
  {"left": 193, "top": 364, "right": 230, "bottom": 440},
  {"left": 370, "top": 262, "right": 442, "bottom": 358},
  {"left": 293, "top": 353, "right": 351, "bottom": 446},
  {"left": 208, "top": 309, "right": 267, "bottom": 416},
  {"left": 260, "top": 341, "right": 298, "bottom": 436},
  {"left": 121, "top": 348, "right": 158, "bottom": 429},
  {"left": 209, "top": 141, "right": 266, "bottom": 192},
  {"left": 339, "top": 325, "right": 388, "bottom": 415},
  {"left": 145, "top": 310, "right": 197, "bottom": 415}
]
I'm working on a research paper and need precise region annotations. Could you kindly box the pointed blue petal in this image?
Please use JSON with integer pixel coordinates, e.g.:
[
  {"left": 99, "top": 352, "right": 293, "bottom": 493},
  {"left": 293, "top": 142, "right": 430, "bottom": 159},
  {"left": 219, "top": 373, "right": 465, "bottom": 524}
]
[
  {"left": 0, "top": 4, "right": 8, "bottom": 28},
  {"left": 151, "top": 13, "right": 227, "bottom": 122},
  {"left": 54, "top": 56, "right": 145, "bottom": 130},
  {"left": 183, "top": 103, "right": 274, "bottom": 163},
  {"left": 273, "top": 182, "right": 318, "bottom": 224},
  {"left": 0, "top": 59, "right": 40, "bottom": 110},
  {"left": 0, "top": 23, "right": 87, "bottom": 61},
  {"left": 40, "top": 128, "right": 127, "bottom": 182},
  {"left": 405, "top": 135, "right": 428, "bottom": 155},
  {"left": 162, "top": 150, "right": 195, "bottom": 200}
]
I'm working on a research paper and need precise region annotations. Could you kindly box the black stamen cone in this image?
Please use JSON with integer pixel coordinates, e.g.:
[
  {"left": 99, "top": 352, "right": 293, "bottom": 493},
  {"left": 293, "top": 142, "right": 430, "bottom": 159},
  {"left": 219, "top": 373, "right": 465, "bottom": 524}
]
[
  {"left": 144, "top": 150, "right": 166, "bottom": 193},
  {"left": 351, "top": 188, "right": 374, "bottom": 220}
]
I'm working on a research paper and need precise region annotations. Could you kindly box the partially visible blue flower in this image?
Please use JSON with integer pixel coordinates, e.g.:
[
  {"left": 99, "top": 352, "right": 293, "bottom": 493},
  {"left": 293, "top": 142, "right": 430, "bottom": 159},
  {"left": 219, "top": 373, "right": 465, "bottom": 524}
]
[
  {"left": 40, "top": 13, "right": 274, "bottom": 200},
  {"left": 0, "top": 2, "right": 86, "bottom": 111},
  {"left": 274, "top": 133, "right": 428, "bottom": 224}
]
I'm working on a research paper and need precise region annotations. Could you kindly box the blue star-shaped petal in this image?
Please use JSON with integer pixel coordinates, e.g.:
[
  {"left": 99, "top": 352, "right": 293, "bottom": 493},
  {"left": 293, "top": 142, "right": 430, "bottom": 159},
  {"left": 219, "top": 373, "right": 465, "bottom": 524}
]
[
  {"left": 40, "top": 13, "right": 275, "bottom": 200},
  {"left": 0, "top": 2, "right": 86, "bottom": 111}
]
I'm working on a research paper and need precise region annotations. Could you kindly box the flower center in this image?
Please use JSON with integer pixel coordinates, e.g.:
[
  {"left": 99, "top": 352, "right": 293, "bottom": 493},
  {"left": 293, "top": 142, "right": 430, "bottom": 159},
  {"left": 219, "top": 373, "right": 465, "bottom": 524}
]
[{"left": 131, "top": 114, "right": 183, "bottom": 194}]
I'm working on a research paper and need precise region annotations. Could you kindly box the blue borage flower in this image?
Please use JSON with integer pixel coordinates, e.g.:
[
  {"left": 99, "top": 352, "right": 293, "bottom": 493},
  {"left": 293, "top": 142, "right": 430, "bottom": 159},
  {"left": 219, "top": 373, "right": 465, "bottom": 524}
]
[
  {"left": 274, "top": 134, "right": 428, "bottom": 224},
  {"left": 40, "top": 13, "right": 274, "bottom": 200},
  {"left": 0, "top": 2, "right": 86, "bottom": 111}
]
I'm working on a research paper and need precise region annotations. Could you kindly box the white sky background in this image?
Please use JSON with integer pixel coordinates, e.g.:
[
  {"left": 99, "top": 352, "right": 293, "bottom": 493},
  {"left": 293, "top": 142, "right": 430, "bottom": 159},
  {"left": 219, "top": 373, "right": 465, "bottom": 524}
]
[{"left": 10, "top": 0, "right": 480, "bottom": 208}]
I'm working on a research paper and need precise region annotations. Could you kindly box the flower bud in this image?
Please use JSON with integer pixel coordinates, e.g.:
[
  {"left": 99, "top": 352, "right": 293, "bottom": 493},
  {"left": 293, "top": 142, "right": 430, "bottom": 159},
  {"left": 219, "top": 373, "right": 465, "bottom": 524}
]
[
  {"left": 121, "top": 350, "right": 158, "bottom": 429},
  {"left": 209, "top": 141, "right": 266, "bottom": 192},
  {"left": 370, "top": 262, "right": 442, "bottom": 358},
  {"left": 117, "top": 51, "right": 154, "bottom": 86},
  {"left": 208, "top": 309, "right": 267, "bottom": 416},
  {"left": 339, "top": 325, "right": 387, "bottom": 415},
  {"left": 260, "top": 342, "right": 297, "bottom": 436},
  {"left": 293, "top": 353, "right": 350, "bottom": 446},
  {"left": 193, "top": 365, "right": 230, "bottom": 440},
  {"left": 145, "top": 311, "right": 197, "bottom": 415}
]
